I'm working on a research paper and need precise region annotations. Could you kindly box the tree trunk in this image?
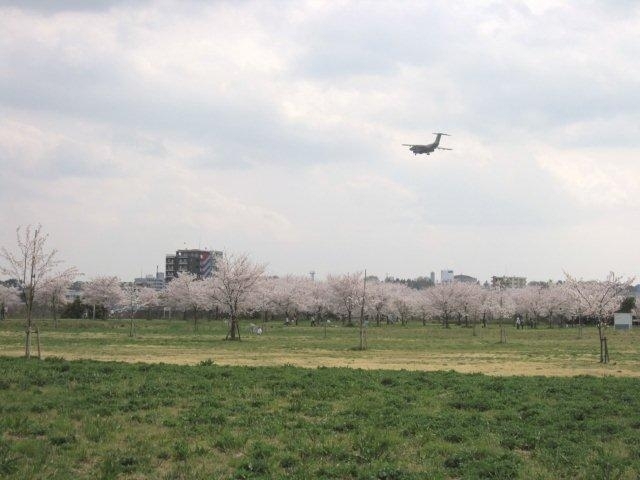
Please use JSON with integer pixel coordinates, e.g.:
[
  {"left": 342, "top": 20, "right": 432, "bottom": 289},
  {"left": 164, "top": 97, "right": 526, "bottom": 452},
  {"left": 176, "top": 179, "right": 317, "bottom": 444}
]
[
  {"left": 25, "top": 327, "right": 31, "bottom": 358},
  {"left": 36, "top": 325, "right": 41, "bottom": 359},
  {"left": 193, "top": 307, "right": 198, "bottom": 332},
  {"left": 25, "top": 289, "right": 34, "bottom": 358},
  {"left": 226, "top": 313, "right": 241, "bottom": 341},
  {"left": 501, "top": 326, "right": 507, "bottom": 343},
  {"left": 597, "top": 322, "right": 609, "bottom": 363},
  {"left": 52, "top": 298, "right": 58, "bottom": 328},
  {"left": 359, "top": 276, "right": 367, "bottom": 351}
]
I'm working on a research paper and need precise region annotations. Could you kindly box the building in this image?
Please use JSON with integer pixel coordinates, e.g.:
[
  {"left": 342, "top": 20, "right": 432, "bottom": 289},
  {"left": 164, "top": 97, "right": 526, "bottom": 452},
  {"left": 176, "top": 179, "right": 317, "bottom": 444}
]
[
  {"left": 614, "top": 313, "right": 632, "bottom": 331},
  {"left": 491, "top": 276, "right": 527, "bottom": 289},
  {"left": 134, "top": 272, "right": 165, "bottom": 291},
  {"left": 430, "top": 271, "right": 435, "bottom": 285},
  {"left": 454, "top": 274, "right": 478, "bottom": 284},
  {"left": 165, "top": 249, "right": 223, "bottom": 282},
  {"left": 441, "top": 269, "right": 454, "bottom": 283}
]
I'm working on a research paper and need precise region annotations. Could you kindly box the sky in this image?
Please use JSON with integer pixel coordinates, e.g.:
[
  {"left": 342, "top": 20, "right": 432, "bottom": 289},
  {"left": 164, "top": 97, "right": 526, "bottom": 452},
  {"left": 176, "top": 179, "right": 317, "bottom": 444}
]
[{"left": 1, "top": 0, "right": 640, "bottom": 283}]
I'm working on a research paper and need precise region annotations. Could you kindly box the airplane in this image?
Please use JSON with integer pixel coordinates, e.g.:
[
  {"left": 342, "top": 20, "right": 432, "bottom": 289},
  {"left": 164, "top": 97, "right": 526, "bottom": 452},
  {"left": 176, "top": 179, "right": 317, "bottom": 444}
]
[{"left": 402, "top": 133, "right": 452, "bottom": 155}]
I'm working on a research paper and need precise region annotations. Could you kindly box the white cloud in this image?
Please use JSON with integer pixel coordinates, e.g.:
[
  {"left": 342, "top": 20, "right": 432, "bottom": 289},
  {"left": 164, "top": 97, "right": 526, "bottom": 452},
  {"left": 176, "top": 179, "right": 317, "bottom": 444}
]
[
  {"left": 2, "top": 1, "right": 640, "bottom": 280},
  {"left": 537, "top": 150, "right": 640, "bottom": 208}
]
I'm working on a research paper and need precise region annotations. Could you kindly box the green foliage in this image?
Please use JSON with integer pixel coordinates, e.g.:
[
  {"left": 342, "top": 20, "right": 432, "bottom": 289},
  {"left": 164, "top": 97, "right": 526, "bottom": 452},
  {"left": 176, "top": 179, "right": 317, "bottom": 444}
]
[
  {"left": 0, "top": 357, "right": 640, "bottom": 478},
  {"left": 618, "top": 296, "right": 636, "bottom": 313},
  {"left": 60, "top": 298, "right": 85, "bottom": 319}
]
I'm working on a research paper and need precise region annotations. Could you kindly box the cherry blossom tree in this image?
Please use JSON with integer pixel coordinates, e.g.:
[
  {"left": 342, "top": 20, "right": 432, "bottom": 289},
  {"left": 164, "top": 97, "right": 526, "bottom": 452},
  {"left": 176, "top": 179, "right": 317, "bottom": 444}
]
[
  {"left": 564, "top": 272, "right": 634, "bottom": 363},
  {"left": 297, "top": 278, "right": 332, "bottom": 336},
  {"left": 387, "top": 283, "right": 415, "bottom": 326},
  {"left": 243, "top": 277, "right": 272, "bottom": 326},
  {"left": 327, "top": 272, "right": 363, "bottom": 326},
  {"left": 484, "top": 288, "right": 516, "bottom": 343},
  {"left": 35, "top": 270, "right": 78, "bottom": 328},
  {"left": 0, "top": 285, "right": 21, "bottom": 320},
  {"left": 138, "top": 287, "right": 160, "bottom": 320},
  {"left": 208, "top": 253, "right": 265, "bottom": 340},
  {"left": 425, "top": 282, "right": 462, "bottom": 328},
  {"left": 83, "top": 276, "right": 124, "bottom": 320},
  {"left": 162, "top": 272, "right": 208, "bottom": 330},
  {"left": 413, "top": 289, "right": 435, "bottom": 326},
  {"left": 121, "top": 284, "right": 143, "bottom": 337},
  {"left": 514, "top": 286, "right": 548, "bottom": 328},
  {"left": 266, "top": 275, "right": 306, "bottom": 324},
  {"left": 452, "top": 282, "right": 483, "bottom": 329},
  {"left": 0, "top": 225, "right": 77, "bottom": 358},
  {"left": 539, "top": 284, "right": 569, "bottom": 327},
  {"left": 365, "top": 281, "right": 393, "bottom": 326}
]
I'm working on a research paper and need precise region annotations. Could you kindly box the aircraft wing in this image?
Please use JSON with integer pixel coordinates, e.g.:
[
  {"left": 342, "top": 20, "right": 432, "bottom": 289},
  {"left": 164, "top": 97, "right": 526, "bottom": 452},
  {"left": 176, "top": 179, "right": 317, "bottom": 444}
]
[
  {"left": 402, "top": 144, "right": 423, "bottom": 147},
  {"left": 437, "top": 147, "right": 452, "bottom": 150}
]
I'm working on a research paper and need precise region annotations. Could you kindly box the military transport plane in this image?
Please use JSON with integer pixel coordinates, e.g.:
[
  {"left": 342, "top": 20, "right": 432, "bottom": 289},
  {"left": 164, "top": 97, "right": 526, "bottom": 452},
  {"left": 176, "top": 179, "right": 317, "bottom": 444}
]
[{"left": 403, "top": 133, "right": 452, "bottom": 155}]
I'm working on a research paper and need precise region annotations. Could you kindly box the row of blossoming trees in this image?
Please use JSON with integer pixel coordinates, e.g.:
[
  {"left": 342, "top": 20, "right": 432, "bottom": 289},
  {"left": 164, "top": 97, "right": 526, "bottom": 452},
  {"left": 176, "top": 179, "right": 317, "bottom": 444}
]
[
  {"left": 50, "top": 271, "right": 635, "bottom": 335},
  {"left": 0, "top": 225, "right": 635, "bottom": 362}
]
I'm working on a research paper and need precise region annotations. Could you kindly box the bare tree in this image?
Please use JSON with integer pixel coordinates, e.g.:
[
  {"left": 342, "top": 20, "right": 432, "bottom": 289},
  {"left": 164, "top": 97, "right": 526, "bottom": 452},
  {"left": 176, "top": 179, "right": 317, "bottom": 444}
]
[
  {"left": 0, "top": 225, "right": 77, "bottom": 358},
  {"left": 209, "top": 253, "right": 265, "bottom": 341}
]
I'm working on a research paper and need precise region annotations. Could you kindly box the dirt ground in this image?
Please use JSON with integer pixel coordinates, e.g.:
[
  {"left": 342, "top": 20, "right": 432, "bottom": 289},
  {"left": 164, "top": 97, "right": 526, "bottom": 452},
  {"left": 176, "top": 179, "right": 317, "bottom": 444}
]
[{"left": 2, "top": 346, "right": 634, "bottom": 377}]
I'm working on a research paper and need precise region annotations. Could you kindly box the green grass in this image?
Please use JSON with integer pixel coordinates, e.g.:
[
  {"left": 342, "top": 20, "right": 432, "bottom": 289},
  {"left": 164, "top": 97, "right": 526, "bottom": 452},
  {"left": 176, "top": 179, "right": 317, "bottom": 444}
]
[
  {"left": 1, "top": 317, "right": 639, "bottom": 376},
  {"left": 1, "top": 357, "right": 640, "bottom": 479}
]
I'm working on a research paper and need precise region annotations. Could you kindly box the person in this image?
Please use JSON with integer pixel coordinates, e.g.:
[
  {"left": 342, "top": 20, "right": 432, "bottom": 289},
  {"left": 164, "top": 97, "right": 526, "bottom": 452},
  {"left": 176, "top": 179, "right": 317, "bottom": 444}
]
[{"left": 516, "top": 316, "right": 522, "bottom": 330}]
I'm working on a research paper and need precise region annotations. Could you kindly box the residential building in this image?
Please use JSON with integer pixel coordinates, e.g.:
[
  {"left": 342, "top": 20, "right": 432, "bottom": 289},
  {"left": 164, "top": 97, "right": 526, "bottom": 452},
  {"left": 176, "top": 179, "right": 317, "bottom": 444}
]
[
  {"left": 165, "top": 249, "right": 222, "bottom": 282},
  {"left": 441, "top": 269, "right": 454, "bottom": 283},
  {"left": 134, "top": 272, "right": 165, "bottom": 291},
  {"left": 454, "top": 274, "right": 478, "bottom": 284}
]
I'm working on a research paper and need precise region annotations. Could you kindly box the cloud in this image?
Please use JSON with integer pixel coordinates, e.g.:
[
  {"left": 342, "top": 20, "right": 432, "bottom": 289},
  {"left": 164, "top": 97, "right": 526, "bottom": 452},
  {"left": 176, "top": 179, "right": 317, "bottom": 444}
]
[
  {"left": 537, "top": 150, "right": 640, "bottom": 208},
  {"left": 2, "top": 1, "right": 640, "bottom": 280}
]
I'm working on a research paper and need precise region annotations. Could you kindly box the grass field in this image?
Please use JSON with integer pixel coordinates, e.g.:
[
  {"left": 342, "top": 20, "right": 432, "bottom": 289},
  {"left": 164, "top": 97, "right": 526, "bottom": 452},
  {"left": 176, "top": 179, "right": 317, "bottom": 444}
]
[
  {"left": 1, "top": 317, "right": 639, "bottom": 376},
  {"left": 2, "top": 357, "right": 640, "bottom": 479},
  {"left": 2, "top": 318, "right": 640, "bottom": 479}
]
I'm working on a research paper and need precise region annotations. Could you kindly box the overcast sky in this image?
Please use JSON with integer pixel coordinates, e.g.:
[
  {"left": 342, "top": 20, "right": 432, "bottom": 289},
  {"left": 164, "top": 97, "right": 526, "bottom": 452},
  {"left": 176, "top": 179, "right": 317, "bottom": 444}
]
[{"left": 1, "top": 0, "right": 640, "bottom": 283}]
